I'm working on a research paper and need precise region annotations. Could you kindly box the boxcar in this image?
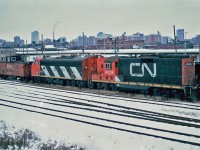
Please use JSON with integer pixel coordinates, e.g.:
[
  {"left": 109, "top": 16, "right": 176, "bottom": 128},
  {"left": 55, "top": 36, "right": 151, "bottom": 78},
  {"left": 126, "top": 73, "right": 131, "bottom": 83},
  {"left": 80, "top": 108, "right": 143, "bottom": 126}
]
[
  {"left": 0, "top": 62, "right": 31, "bottom": 80},
  {"left": 0, "top": 62, "right": 7, "bottom": 79}
]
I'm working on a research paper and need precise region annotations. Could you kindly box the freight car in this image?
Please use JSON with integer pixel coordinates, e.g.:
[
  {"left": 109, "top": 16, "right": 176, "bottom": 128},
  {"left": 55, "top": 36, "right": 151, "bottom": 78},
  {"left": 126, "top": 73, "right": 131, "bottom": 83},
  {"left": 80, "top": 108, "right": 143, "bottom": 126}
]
[
  {"left": 0, "top": 55, "right": 31, "bottom": 81},
  {"left": 92, "top": 55, "right": 200, "bottom": 101}
]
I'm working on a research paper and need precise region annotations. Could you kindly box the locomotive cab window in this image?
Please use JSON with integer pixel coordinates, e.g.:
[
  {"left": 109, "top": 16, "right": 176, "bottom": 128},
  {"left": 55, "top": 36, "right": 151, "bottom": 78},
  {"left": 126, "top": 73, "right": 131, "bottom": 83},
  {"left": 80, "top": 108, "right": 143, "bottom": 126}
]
[
  {"left": 35, "top": 61, "right": 39, "bottom": 65},
  {"left": 106, "top": 63, "right": 111, "bottom": 70},
  {"left": 115, "top": 62, "right": 118, "bottom": 68}
]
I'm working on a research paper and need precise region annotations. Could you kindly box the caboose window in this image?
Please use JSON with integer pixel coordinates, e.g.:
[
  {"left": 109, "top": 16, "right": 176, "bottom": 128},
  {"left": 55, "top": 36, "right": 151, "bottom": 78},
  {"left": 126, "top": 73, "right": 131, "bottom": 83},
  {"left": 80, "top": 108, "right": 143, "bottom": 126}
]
[{"left": 106, "top": 63, "right": 111, "bottom": 69}]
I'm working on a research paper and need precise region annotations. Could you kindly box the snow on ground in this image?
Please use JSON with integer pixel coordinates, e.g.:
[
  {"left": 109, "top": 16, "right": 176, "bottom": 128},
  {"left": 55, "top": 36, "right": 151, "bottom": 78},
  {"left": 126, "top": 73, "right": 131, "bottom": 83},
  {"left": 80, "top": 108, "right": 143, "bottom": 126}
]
[
  {"left": 0, "top": 120, "right": 84, "bottom": 150},
  {"left": 0, "top": 80, "right": 200, "bottom": 150},
  {"left": 1, "top": 106, "right": 199, "bottom": 150},
  {"left": 2, "top": 80, "right": 200, "bottom": 120}
]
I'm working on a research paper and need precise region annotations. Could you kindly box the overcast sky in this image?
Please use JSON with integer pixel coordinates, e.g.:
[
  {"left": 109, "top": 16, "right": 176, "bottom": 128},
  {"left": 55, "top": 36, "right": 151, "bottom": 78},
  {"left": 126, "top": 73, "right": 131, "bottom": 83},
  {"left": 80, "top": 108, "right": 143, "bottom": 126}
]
[{"left": 0, "top": 0, "right": 200, "bottom": 42}]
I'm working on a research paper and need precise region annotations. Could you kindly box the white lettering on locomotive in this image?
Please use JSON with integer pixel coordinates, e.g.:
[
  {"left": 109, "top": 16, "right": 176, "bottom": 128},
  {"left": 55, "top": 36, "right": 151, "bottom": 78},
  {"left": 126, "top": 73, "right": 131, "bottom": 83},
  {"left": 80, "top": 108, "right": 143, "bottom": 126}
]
[
  {"left": 105, "top": 70, "right": 114, "bottom": 75},
  {"left": 130, "top": 63, "right": 156, "bottom": 77}
]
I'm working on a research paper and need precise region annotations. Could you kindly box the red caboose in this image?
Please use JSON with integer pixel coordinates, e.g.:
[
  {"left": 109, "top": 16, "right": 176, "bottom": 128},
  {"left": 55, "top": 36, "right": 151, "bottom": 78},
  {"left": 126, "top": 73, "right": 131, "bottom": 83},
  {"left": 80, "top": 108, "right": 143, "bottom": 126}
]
[
  {"left": 0, "top": 62, "right": 7, "bottom": 79},
  {"left": 0, "top": 62, "right": 31, "bottom": 81}
]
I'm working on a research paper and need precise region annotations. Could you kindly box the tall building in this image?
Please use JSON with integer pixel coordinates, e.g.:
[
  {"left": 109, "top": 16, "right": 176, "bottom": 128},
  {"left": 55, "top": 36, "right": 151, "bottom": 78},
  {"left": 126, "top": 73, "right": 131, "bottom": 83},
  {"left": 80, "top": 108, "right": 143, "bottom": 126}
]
[
  {"left": 161, "top": 36, "right": 170, "bottom": 44},
  {"left": 77, "top": 35, "right": 88, "bottom": 47},
  {"left": 14, "top": 36, "right": 24, "bottom": 47},
  {"left": 125, "top": 33, "right": 144, "bottom": 41},
  {"left": 88, "top": 36, "right": 96, "bottom": 46},
  {"left": 177, "top": 29, "right": 184, "bottom": 41},
  {"left": 31, "top": 31, "right": 39, "bottom": 44},
  {"left": 145, "top": 33, "right": 162, "bottom": 45},
  {"left": 14, "top": 36, "right": 20, "bottom": 45}
]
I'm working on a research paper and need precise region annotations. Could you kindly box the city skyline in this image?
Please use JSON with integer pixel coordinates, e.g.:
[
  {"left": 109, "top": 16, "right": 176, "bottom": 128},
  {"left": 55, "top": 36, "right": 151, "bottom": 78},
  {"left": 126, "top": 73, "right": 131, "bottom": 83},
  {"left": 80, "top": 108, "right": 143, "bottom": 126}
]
[{"left": 0, "top": 0, "right": 200, "bottom": 42}]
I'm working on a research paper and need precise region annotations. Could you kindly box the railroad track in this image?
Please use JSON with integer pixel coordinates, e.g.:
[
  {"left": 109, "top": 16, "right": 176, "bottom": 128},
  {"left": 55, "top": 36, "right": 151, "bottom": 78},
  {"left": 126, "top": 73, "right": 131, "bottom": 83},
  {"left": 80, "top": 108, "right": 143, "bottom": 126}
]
[
  {"left": 1, "top": 91, "right": 200, "bottom": 127},
  {"left": 1, "top": 80, "right": 200, "bottom": 108},
  {"left": 0, "top": 80, "right": 200, "bottom": 147},
  {"left": 1, "top": 102, "right": 200, "bottom": 146}
]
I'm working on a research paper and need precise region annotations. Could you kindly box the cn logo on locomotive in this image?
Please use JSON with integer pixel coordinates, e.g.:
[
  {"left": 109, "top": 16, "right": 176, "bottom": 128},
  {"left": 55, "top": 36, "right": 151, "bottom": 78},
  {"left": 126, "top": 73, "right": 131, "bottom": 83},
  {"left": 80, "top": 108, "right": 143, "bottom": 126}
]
[{"left": 130, "top": 63, "right": 157, "bottom": 77}]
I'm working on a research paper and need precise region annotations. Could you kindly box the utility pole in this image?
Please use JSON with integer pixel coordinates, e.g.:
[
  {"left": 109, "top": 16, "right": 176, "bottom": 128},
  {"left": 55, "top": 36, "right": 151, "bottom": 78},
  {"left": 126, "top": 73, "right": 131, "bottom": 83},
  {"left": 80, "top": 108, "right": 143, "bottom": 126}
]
[
  {"left": 199, "top": 35, "right": 200, "bottom": 62},
  {"left": 23, "top": 42, "right": 24, "bottom": 55},
  {"left": 53, "top": 30, "right": 58, "bottom": 54},
  {"left": 184, "top": 32, "right": 187, "bottom": 55},
  {"left": 114, "top": 38, "right": 117, "bottom": 55},
  {"left": 53, "top": 30, "right": 55, "bottom": 43},
  {"left": 82, "top": 32, "right": 84, "bottom": 53},
  {"left": 103, "top": 34, "right": 108, "bottom": 54},
  {"left": 26, "top": 40, "right": 28, "bottom": 55},
  {"left": 173, "top": 25, "right": 177, "bottom": 55},
  {"left": 41, "top": 34, "right": 44, "bottom": 56}
]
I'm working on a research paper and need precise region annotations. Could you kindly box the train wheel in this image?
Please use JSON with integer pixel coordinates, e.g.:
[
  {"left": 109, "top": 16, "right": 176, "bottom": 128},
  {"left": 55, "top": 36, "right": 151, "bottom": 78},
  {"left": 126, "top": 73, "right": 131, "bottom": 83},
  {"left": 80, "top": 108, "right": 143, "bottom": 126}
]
[
  {"left": 88, "top": 82, "right": 94, "bottom": 89},
  {"left": 66, "top": 80, "right": 71, "bottom": 86},
  {"left": 71, "top": 80, "right": 76, "bottom": 87},
  {"left": 110, "top": 84, "right": 117, "bottom": 91},
  {"left": 97, "top": 83, "right": 101, "bottom": 89},
  {"left": 77, "top": 81, "right": 84, "bottom": 88}
]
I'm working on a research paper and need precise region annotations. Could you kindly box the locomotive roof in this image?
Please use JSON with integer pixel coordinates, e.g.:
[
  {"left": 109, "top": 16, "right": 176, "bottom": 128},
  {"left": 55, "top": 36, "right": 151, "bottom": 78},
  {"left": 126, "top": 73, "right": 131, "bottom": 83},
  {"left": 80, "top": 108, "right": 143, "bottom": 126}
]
[
  {"left": 41, "top": 55, "right": 97, "bottom": 63},
  {"left": 118, "top": 54, "right": 191, "bottom": 60},
  {"left": 104, "top": 56, "right": 118, "bottom": 63},
  {"left": 157, "top": 54, "right": 190, "bottom": 58}
]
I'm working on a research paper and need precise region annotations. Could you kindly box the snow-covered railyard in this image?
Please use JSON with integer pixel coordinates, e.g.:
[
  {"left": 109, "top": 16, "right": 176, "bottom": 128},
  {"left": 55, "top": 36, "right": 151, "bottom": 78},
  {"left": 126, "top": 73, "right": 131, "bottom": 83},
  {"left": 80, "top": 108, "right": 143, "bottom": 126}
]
[{"left": 0, "top": 80, "right": 200, "bottom": 150}]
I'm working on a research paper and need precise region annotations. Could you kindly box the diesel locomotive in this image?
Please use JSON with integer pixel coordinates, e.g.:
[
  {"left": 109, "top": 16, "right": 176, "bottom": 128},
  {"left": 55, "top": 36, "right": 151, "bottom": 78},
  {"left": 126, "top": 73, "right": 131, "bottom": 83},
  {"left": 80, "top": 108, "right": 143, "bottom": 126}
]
[{"left": 0, "top": 54, "right": 200, "bottom": 101}]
